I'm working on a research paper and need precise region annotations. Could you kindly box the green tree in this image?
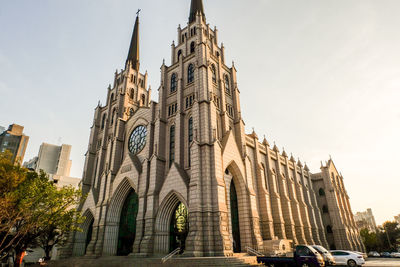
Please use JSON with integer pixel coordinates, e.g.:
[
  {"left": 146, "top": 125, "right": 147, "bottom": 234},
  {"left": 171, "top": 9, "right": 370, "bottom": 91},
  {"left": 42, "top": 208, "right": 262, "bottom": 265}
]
[
  {"left": 360, "top": 228, "right": 378, "bottom": 252},
  {"left": 0, "top": 151, "right": 85, "bottom": 266},
  {"left": 35, "top": 185, "right": 84, "bottom": 260}
]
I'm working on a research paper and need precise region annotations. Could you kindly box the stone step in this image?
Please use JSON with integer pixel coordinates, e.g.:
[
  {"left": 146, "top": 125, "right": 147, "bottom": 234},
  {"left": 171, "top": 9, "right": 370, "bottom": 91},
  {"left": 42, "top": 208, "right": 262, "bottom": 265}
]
[{"left": 47, "top": 255, "right": 263, "bottom": 267}]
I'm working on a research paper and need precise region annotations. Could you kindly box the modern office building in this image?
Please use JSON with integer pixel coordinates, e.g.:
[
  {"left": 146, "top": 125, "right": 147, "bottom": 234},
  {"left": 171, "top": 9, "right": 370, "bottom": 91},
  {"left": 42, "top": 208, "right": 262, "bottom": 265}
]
[
  {"left": 0, "top": 124, "right": 29, "bottom": 164},
  {"left": 24, "top": 143, "right": 80, "bottom": 188}
]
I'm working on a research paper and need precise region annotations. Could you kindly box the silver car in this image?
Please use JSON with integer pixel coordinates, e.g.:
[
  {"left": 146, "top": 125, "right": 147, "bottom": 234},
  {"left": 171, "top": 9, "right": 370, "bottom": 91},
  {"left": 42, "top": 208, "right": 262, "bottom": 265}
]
[
  {"left": 312, "top": 245, "right": 336, "bottom": 266},
  {"left": 330, "top": 250, "right": 365, "bottom": 267}
]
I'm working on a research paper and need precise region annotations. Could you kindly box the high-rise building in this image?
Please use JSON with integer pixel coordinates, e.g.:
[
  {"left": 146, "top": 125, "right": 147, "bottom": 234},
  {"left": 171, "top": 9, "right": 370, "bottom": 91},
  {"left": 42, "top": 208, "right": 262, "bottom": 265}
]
[
  {"left": 354, "top": 209, "right": 377, "bottom": 232},
  {"left": 24, "top": 143, "right": 80, "bottom": 189},
  {"left": 61, "top": 0, "right": 364, "bottom": 259},
  {"left": 0, "top": 124, "right": 29, "bottom": 164},
  {"left": 35, "top": 143, "right": 72, "bottom": 177}
]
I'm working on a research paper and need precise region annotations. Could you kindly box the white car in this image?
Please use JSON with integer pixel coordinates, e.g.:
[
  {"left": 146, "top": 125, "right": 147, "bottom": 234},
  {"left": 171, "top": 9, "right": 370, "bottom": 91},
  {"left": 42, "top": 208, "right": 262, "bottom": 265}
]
[
  {"left": 330, "top": 250, "right": 365, "bottom": 266},
  {"left": 391, "top": 252, "right": 400, "bottom": 258}
]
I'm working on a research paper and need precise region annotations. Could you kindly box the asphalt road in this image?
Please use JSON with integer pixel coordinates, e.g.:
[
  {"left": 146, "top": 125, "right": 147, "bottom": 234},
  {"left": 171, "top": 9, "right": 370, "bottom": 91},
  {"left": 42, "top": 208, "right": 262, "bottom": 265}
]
[{"left": 363, "top": 258, "right": 400, "bottom": 266}]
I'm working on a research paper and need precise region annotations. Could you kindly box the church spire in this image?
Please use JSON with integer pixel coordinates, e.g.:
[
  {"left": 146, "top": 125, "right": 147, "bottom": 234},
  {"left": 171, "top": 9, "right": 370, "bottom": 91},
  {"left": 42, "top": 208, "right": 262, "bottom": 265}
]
[
  {"left": 189, "top": 0, "right": 205, "bottom": 23},
  {"left": 126, "top": 11, "right": 140, "bottom": 70}
]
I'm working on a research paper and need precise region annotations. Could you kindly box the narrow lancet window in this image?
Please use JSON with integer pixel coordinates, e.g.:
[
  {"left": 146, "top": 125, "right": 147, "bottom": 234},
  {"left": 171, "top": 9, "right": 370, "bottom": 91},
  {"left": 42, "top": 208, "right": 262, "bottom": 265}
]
[
  {"left": 169, "top": 125, "right": 175, "bottom": 167},
  {"left": 188, "top": 64, "right": 194, "bottom": 83}
]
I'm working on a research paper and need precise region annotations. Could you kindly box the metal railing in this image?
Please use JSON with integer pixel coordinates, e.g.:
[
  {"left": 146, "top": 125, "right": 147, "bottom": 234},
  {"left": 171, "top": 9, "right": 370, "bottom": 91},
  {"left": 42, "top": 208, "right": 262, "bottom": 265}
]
[
  {"left": 161, "top": 248, "right": 180, "bottom": 263},
  {"left": 246, "top": 246, "right": 264, "bottom": 257}
]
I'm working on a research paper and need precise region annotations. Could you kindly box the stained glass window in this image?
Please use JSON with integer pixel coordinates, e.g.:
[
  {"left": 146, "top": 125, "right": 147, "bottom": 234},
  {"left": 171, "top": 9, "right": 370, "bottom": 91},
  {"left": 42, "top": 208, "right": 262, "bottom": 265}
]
[
  {"left": 128, "top": 125, "right": 147, "bottom": 155},
  {"left": 117, "top": 190, "right": 139, "bottom": 256}
]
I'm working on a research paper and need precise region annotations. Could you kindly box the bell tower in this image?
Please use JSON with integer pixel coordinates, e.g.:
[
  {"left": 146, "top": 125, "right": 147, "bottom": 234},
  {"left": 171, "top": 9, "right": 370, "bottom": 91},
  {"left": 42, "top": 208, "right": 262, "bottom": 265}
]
[{"left": 156, "top": 0, "right": 253, "bottom": 256}]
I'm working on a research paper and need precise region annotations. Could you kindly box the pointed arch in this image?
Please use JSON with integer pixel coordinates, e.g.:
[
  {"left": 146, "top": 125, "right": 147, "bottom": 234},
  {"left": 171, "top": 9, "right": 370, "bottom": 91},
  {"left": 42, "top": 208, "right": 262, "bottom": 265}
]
[
  {"left": 102, "top": 177, "right": 138, "bottom": 255},
  {"left": 224, "top": 161, "right": 254, "bottom": 251},
  {"left": 72, "top": 209, "right": 95, "bottom": 256},
  {"left": 154, "top": 191, "right": 188, "bottom": 254}
]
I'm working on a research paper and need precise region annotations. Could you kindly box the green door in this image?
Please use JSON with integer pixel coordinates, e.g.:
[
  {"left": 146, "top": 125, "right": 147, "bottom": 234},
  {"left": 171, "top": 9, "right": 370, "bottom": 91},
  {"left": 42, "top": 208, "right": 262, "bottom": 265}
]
[
  {"left": 117, "top": 189, "right": 139, "bottom": 256},
  {"left": 230, "top": 181, "right": 241, "bottom": 253},
  {"left": 169, "top": 202, "right": 188, "bottom": 253}
]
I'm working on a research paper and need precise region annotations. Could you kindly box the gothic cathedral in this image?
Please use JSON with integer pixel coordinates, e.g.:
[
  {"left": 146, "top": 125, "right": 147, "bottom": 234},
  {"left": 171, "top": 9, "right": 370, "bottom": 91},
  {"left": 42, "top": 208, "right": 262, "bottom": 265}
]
[{"left": 63, "top": 0, "right": 364, "bottom": 258}]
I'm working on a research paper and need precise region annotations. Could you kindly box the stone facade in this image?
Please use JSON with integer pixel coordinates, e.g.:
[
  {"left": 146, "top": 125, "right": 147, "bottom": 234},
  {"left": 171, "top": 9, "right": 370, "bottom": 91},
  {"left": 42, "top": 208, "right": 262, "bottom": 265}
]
[
  {"left": 354, "top": 209, "right": 377, "bottom": 232},
  {"left": 61, "top": 0, "right": 364, "bottom": 259},
  {"left": 311, "top": 160, "right": 365, "bottom": 251}
]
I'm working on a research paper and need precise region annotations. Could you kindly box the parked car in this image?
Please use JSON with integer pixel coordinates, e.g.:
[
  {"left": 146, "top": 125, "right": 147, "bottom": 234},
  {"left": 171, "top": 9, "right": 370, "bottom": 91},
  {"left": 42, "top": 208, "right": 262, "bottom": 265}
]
[
  {"left": 330, "top": 250, "right": 365, "bottom": 267},
  {"left": 352, "top": 251, "right": 367, "bottom": 259},
  {"left": 257, "top": 245, "right": 325, "bottom": 266},
  {"left": 312, "top": 245, "right": 336, "bottom": 266},
  {"left": 367, "top": 251, "right": 380, "bottom": 257},
  {"left": 390, "top": 252, "right": 400, "bottom": 258},
  {"left": 380, "top": 252, "right": 391, "bottom": 258}
]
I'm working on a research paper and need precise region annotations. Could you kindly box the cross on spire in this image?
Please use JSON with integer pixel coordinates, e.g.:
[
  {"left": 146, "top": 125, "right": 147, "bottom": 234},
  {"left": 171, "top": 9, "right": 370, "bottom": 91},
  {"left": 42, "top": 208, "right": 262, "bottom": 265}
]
[{"left": 136, "top": 9, "right": 141, "bottom": 16}]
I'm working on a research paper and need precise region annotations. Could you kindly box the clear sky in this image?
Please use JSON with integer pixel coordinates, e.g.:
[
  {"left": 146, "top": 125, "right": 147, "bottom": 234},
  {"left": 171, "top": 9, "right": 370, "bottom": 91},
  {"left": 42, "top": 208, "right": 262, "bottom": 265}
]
[{"left": 0, "top": 0, "right": 399, "bottom": 225}]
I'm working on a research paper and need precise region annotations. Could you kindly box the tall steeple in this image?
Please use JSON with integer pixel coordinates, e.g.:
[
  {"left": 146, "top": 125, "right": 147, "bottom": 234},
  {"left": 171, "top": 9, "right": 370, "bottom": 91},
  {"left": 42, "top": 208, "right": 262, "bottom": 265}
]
[
  {"left": 126, "top": 13, "right": 140, "bottom": 70},
  {"left": 189, "top": 0, "right": 205, "bottom": 23}
]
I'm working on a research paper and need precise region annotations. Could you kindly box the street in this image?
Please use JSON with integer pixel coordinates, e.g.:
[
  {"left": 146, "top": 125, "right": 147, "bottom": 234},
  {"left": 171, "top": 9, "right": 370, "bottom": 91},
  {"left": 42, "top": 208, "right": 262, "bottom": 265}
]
[{"left": 363, "top": 258, "right": 400, "bottom": 266}]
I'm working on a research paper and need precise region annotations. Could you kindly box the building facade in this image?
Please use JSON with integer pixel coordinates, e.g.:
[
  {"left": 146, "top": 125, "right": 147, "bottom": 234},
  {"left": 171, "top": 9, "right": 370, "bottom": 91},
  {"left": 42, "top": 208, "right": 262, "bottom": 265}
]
[
  {"left": 24, "top": 143, "right": 80, "bottom": 188},
  {"left": 0, "top": 124, "right": 29, "bottom": 164},
  {"left": 311, "top": 161, "right": 364, "bottom": 250},
  {"left": 62, "top": 0, "right": 364, "bottom": 258},
  {"left": 354, "top": 209, "right": 377, "bottom": 232}
]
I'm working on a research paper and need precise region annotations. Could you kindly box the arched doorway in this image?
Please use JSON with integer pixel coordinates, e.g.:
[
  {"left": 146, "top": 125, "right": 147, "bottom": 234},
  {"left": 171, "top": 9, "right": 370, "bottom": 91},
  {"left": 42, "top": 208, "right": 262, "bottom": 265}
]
[
  {"left": 117, "top": 189, "right": 139, "bottom": 256},
  {"left": 230, "top": 180, "right": 241, "bottom": 252},
  {"left": 169, "top": 202, "right": 188, "bottom": 253},
  {"left": 84, "top": 219, "right": 94, "bottom": 255}
]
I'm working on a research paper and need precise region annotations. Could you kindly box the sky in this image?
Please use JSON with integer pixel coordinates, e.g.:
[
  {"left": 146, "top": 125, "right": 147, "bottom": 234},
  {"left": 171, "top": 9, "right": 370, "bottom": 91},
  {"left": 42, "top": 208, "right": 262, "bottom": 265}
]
[{"left": 0, "top": 0, "right": 399, "bottom": 225}]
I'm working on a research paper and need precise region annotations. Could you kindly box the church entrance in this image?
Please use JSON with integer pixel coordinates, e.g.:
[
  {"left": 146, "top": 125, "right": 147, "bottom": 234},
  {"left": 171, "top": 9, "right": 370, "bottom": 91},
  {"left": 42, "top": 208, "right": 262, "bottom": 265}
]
[
  {"left": 84, "top": 219, "right": 94, "bottom": 255},
  {"left": 117, "top": 189, "right": 139, "bottom": 256},
  {"left": 169, "top": 202, "right": 188, "bottom": 253},
  {"left": 230, "top": 180, "right": 241, "bottom": 253}
]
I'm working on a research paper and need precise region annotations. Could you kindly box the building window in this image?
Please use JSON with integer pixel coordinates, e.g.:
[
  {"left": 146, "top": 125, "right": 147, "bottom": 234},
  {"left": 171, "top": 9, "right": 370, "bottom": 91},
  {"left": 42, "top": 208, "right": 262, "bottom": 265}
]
[
  {"left": 226, "top": 104, "right": 234, "bottom": 117},
  {"left": 319, "top": 188, "right": 325, "bottom": 196},
  {"left": 181, "top": 35, "right": 184, "bottom": 43},
  {"left": 322, "top": 205, "right": 329, "bottom": 213},
  {"left": 327, "top": 225, "right": 333, "bottom": 234},
  {"left": 213, "top": 95, "right": 220, "bottom": 109},
  {"left": 178, "top": 50, "right": 182, "bottom": 60},
  {"left": 188, "top": 117, "right": 193, "bottom": 166},
  {"left": 188, "top": 64, "right": 194, "bottom": 83},
  {"left": 211, "top": 65, "right": 217, "bottom": 83},
  {"left": 224, "top": 75, "right": 230, "bottom": 94},
  {"left": 110, "top": 93, "right": 114, "bottom": 102},
  {"left": 111, "top": 109, "right": 116, "bottom": 125},
  {"left": 169, "top": 125, "right": 175, "bottom": 167},
  {"left": 130, "top": 88, "right": 134, "bottom": 99},
  {"left": 168, "top": 103, "right": 178, "bottom": 117},
  {"left": 141, "top": 94, "right": 146, "bottom": 106},
  {"left": 190, "top": 42, "right": 195, "bottom": 53},
  {"left": 171, "top": 73, "right": 177, "bottom": 93},
  {"left": 185, "top": 94, "right": 194, "bottom": 109},
  {"left": 101, "top": 114, "right": 106, "bottom": 130}
]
